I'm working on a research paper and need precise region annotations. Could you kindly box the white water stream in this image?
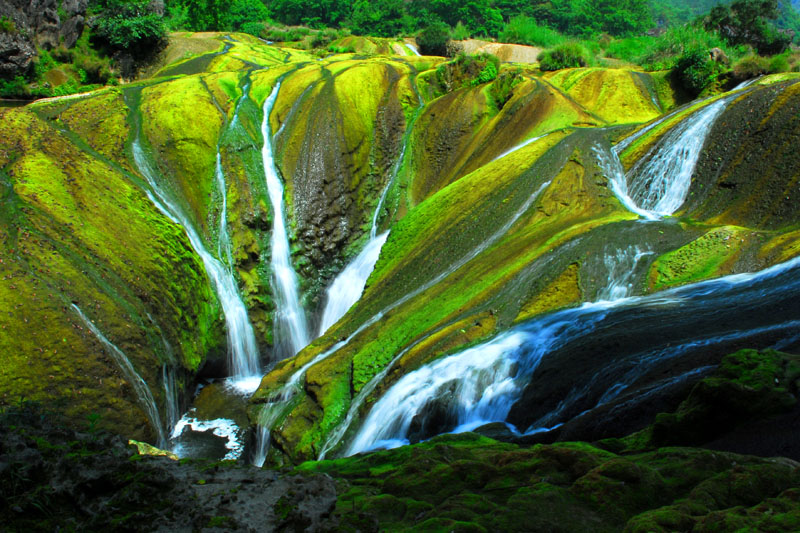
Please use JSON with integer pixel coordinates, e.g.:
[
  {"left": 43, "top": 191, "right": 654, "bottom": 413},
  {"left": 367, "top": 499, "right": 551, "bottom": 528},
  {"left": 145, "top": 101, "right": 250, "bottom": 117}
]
[
  {"left": 261, "top": 83, "right": 311, "bottom": 358},
  {"left": 131, "top": 106, "right": 260, "bottom": 388},
  {"left": 72, "top": 304, "right": 167, "bottom": 447},
  {"left": 346, "top": 251, "right": 800, "bottom": 455}
]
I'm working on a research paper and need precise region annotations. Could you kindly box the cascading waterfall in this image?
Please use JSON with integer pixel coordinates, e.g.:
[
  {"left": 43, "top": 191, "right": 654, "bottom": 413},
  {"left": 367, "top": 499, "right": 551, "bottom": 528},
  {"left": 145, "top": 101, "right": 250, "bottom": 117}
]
[
  {"left": 72, "top": 304, "right": 167, "bottom": 447},
  {"left": 162, "top": 364, "right": 179, "bottom": 434},
  {"left": 344, "top": 244, "right": 645, "bottom": 455},
  {"left": 253, "top": 176, "right": 552, "bottom": 464},
  {"left": 594, "top": 95, "right": 733, "bottom": 220},
  {"left": 406, "top": 43, "right": 421, "bottom": 56},
  {"left": 625, "top": 95, "right": 733, "bottom": 215},
  {"left": 214, "top": 151, "right": 234, "bottom": 269},
  {"left": 261, "top": 82, "right": 310, "bottom": 358},
  {"left": 318, "top": 233, "right": 389, "bottom": 335},
  {"left": 492, "top": 134, "right": 547, "bottom": 162},
  {"left": 595, "top": 245, "right": 653, "bottom": 301},
  {"left": 345, "top": 253, "right": 800, "bottom": 455},
  {"left": 130, "top": 104, "right": 260, "bottom": 387},
  {"left": 318, "top": 86, "right": 424, "bottom": 336}
]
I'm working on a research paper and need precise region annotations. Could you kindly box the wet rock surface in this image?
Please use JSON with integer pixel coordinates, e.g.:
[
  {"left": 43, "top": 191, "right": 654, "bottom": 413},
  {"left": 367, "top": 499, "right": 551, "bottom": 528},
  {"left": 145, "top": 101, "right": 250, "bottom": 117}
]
[
  {"left": 0, "top": 405, "right": 338, "bottom": 532},
  {"left": 0, "top": 0, "right": 88, "bottom": 78}
]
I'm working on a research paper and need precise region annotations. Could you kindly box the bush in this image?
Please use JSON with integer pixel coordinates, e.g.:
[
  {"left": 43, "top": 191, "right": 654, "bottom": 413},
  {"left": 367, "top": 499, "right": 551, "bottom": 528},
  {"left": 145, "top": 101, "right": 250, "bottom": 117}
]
[
  {"left": 538, "top": 42, "right": 591, "bottom": 71},
  {"left": 240, "top": 21, "right": 265, "bottom": 37},
  {"left": 434, "top": 52, "right": 500, "bottom": 92},
  {"left": 93, "top": 0, "right": 166, "bottom": 55},
  {"left": 451, "top": 21, "right": 470, "bottom": 41},
  {"left": 674, "top": 48, "right": 719, "bottom": 96},
  {"left": 0, "top": 76, "right": 29, "bottom": 98},
  {"left": 0, "top": 15, "right": 17, "bottom": 34},
  {"left": 417, "top": 22, "right": 450, "bottom": 56},
  {"left": 499, "top": 16, "right": 565, "bottom": 48},
  {"left": 733, "top": 54, "right": 771, "bottom": 78}
]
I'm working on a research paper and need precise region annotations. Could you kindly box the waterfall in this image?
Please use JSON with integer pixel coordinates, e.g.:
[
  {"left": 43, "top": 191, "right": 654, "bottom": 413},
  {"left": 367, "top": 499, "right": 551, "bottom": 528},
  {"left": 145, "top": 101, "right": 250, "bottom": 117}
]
[
  {"left": 594, "top": 95, "right": 733, "bottom": 220},
  {"left": 214, "top": 151, "right": 234, "bottom": 269},
  {"left": 596, "top": 245, "right": 653, "bottom": 301},
  {"left": 492, "top": 134, "right": 547, "bottom": 162},
  {"left": 130, "top": 108, "right": 260, "bottom": 388},
  {"left": 261, "top": 82, "right": 310, "bottom": 358},
  {"left": 72, "top": 304, "right": 167, "bottom": 447},
  {"left": 253, "top": 176, "right": 551, "bottom": 463},
  {"left": 345, "top": 253, "right": 800, "bottom": 455},
  {"left": 162, "top": 364, "right": 179, "bottom": 434},
  {"left": 406, "top": 43, "right": 421, "bottom": 56},
  {"left": 318, "top": 84, "right": 424, "bottom": 336},
  {"left": 625, "top": 95, "right": 733, "bottom": 215},
  {"left": 318, "top": 233, "right": 389, "bottom": 335}
]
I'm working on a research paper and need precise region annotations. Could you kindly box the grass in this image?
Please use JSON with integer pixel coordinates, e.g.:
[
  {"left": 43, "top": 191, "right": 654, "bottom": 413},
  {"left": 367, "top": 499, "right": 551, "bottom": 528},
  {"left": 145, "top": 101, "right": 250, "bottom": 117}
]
[
  {"left": 499, "top": 16, "right": 565, "bottom": 48},
  {"left": 604, "top": 25, "right": 748, "bottom": 71}
]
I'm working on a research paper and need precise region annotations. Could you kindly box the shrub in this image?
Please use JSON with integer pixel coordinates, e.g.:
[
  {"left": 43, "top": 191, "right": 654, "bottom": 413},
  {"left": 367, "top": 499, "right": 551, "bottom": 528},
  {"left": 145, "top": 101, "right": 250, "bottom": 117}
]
[
  {"left": 417, "top": 22, "right": 450, "bottom": 56},
  {"left": 674, "top": 48, "right": 719, "bottom": 96},
  {"left": 0, "top": 16, "right": 17, "bottom": 34},
  {"left": 239, "top": 21, "right": 264, "bottom": 37},
  {"left": 0, "top": 76, "right": 28, "bottom": 98},
  {"left": 538, "top": 42, "right": 591, "bottom": 71},
  {"left": 93, "top": 0, "right": 166, "bottom": 55},
  {"left": 451, "top": 21, "right": 470, "bottom": 41},
  {"left": 733, "top": 54, "right": 771, "bottom": 78},
  {"left": 499, "top": 16, "right": 564, "bottom": 48}
]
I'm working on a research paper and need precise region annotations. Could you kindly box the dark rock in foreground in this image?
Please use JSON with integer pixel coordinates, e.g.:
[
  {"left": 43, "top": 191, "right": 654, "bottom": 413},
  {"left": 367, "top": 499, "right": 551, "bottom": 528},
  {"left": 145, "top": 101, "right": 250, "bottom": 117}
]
[{"left": 0, "top": 404, "right": 337, "bottom": 532}]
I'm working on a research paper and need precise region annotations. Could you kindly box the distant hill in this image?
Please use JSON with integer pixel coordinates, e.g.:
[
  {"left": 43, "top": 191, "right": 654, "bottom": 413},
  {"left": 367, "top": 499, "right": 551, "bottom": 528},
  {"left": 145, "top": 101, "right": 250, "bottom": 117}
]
[{"left": 651, "top": 0, "right": 800, "bottom": 40}]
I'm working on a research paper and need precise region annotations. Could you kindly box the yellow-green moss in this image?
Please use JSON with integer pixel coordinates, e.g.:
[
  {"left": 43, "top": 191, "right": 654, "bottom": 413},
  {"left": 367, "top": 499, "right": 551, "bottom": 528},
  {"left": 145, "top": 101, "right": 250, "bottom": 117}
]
[{"left": 648, "top": 226, "right": 748, "bottom": 291}]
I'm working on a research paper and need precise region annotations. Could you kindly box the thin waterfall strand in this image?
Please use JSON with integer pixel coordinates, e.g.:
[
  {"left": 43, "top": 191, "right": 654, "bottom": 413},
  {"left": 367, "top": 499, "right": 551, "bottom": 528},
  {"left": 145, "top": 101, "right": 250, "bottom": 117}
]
[
  {"left": 131, "top": 117, "right": 260, "bottom": 385},
  {"left": 73, "top": 304, "right": 167, "bottom": 447},
  {"left": 261, "top": 82, "right": 310, "bottom": 358}
]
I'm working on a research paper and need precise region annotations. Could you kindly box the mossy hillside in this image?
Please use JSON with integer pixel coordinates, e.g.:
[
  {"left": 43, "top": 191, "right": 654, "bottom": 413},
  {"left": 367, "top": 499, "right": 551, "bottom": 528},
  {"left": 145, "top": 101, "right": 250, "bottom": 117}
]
[
  {"left": 145, "top": 32, "right": 224, "bottom": 78},
  {"left": 138, "top": 76, "right": 224, "bottom": 241},
  {"left": 269, "top": 60, "right": 415, "bottom": 295},
  {"left": 542, "top": 68, "right": 665, "bottom": 125},
  {"left": 648, "top": 226, "right": 750, "bottom": 291},
  {"left": 256, "top": 132, "right": 640, "bottom": 461},
  {"left": 328, "top": 36, "right": 397, "bottom": 56},
  {"left": 298, "top": 432, "right": 800, "bottom": 532},
  {"left": 0, "top": 107, "right": 223, "bottom": 439},
  {"left": 603, "top": 349, "right": 800, "bottom": 460},
  {"left": 681, "top": 79, "right": 800, "bottom": 231},
  {"left": 416, "top": 77, "right": 602, "bottom": 200},
  {"left": 56, "top": 91, "right": 134, "bottom": 173}
]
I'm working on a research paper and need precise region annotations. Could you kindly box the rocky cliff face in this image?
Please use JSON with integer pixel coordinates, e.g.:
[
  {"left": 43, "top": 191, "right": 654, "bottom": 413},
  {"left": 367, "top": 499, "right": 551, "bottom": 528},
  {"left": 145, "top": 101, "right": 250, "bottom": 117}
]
[{"left": 0, "top": 0, "right": 88, "bottom": 78}]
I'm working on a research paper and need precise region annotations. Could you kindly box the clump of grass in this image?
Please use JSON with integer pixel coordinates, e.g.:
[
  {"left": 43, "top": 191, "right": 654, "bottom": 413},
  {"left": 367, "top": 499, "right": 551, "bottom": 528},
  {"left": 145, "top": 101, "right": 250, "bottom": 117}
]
[
  {"left": 605, "top": 25, "right": 746, "bottom": 71},
  {"left": 499, "top": 16, "right": 565, "bottom": 48},
  {"left": 451, "top": 21, "right": 470, "bottom": 41},
  {"left": 538, "top": 42, "right": 593, "bottom": 71}
]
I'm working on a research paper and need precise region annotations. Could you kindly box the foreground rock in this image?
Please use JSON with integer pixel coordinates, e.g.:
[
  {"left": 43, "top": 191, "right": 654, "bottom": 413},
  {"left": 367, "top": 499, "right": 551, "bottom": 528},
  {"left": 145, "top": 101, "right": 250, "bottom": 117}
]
[{"left": 0, "top": 404, "right": 337, "bottom": 531}]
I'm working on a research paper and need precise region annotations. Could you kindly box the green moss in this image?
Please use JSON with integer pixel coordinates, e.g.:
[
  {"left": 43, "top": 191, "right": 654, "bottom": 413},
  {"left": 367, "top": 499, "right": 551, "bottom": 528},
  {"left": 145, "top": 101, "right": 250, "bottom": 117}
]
[{"left": 648, "top": 226, "right": 746, "bottom": 290}]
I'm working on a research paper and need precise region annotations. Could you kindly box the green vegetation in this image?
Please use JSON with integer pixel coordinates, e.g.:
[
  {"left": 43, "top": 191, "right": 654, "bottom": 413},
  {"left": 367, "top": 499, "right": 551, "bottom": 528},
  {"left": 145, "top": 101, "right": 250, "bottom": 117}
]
[
  {"left": 499, "top": 15, "right": 566, "bottom": 48},
  {"left": 416, "top": 22, "right": 450, "bottom": 56},
  {"left": 703, "top": 0, "right": 793, "bottom": 55},
  {"left": 538, "top": 42, "right": 592, "bottom": 71},
  {"left": 92, "top": 0, "right": 167, "bottom": 55}
]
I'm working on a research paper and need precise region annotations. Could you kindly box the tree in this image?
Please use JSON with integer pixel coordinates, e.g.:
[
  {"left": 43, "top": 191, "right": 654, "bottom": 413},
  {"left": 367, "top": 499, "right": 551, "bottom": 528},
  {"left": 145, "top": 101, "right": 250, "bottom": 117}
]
[
  {"left": 93, "top": 0, "right": 167, "bottom": 55},
  {"left": 704, "top": 0, "right": 791, "bottom": 55}
]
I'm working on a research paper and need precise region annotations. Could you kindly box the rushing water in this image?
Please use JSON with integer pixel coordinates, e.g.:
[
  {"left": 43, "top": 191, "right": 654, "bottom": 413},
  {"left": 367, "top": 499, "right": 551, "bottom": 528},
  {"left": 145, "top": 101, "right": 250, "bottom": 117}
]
[
  {"left": 318, "top": 233, "right": 389, "bottom": 335},
  {"left": 130, "top": 101, "right": 260, "bottom": 386},
  {"left": 72, "top": 305, "right": 167, "bottom": 447},
  {"left": 595, "top": 245, "right": 653, "bottom": 302},
  {"left": 261, "top": 83, "right": 310, "bottom": 358},
  {"left": 318, "top": 81, "right": 425, "bottom": 336},
  {"left": 406, "top": 43, "right": 421, "bottom": 56},
  {"left": 493, "top": 134, "right": 548, "bottom": 162},
  {"left": 625, "top": 95, "right": 734, "bottom": 215},
  {"left": 346, "top": 254, "right": 800, "bottom": 455}
]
